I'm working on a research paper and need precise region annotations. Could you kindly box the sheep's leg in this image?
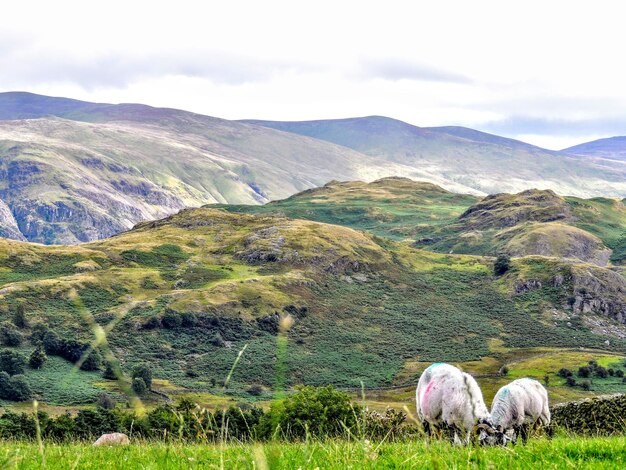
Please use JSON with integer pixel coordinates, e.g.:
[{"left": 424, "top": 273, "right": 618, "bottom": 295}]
[
  {"left": 519, "top": 424, "right": 529, "bottom": 444},
  {"left": 423, "top": 421, "right": 431, "bottom": 437}
]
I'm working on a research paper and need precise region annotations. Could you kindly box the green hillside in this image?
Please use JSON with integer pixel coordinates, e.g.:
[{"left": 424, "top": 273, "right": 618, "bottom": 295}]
[
  {"left": 218, "top": 178, "right": 626, "bottom": 265},
  {"left": 0, "top": 206, "right": 624, "bottom": 410}
]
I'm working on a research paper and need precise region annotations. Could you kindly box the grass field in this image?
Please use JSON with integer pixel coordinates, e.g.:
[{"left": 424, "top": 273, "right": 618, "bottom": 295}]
[{"left": 0, "top": 436, "right": 624, "bottom": 469}]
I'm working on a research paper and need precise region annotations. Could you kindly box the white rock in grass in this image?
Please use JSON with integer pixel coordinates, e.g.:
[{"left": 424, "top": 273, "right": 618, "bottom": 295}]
[{"left": 93, "top": 433, "right": 130, "bottom": 446}]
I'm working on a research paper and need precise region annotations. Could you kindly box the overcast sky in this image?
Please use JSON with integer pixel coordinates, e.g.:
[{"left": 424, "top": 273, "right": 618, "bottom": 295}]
[{"left": 2, "top": 0, "right": 626, "bottom": 149}]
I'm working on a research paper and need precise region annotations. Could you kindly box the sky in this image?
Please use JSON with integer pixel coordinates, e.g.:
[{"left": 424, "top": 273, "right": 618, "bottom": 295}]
[{"left": 2, "top": 0, "right": 626, "bottom": 150}]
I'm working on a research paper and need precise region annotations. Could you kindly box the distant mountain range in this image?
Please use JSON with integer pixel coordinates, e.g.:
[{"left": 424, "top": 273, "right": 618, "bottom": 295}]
[{"left": 1, "top": 91, "right": 626, "bottom": 244}]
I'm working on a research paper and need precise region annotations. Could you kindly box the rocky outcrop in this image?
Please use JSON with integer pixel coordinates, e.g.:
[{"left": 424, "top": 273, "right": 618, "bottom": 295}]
[
  {"left": 570, "top": 266, "right": 626, "bottom": 324},
  {"left": 0, "top": 198, "right": 25, "bottom": 241}
]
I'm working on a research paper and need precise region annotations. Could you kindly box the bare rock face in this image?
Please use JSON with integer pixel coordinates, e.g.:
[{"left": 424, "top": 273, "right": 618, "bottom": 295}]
[
  {"left": 570, "top": 267, "right": 626, "bottom": 325},
  {"left": 0, "top": 198, "right": 25, "bottom": 241},
  {"left": 93, "top": 432, "right": 130, "bottom": 446}
]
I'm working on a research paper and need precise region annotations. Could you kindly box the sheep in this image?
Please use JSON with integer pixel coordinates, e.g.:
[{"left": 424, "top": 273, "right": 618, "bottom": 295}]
[
  {"left": 486, "top": 378, "right": 551, "bottom": 445},
  {"left": 416, "top": 363, "right": 493, "bottom": 445}
]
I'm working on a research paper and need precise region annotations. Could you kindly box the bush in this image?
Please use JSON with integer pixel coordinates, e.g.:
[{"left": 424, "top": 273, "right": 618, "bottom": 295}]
[
  {"left": 499, "top": 366, "right": 509, "bottom": 376},
  {"left": 96, "top": 393, "right": 115, "bottom": 410},
  {"left": 0, "top": 372, "right": 33, "bottom": 401},
  {"left": 616, "top": 369, "right": 624, "bottom": 378},
  {"left": 0, "top": 350, "right": 26, "bottom": 375},
  {"left": 0, "top": 324, "right": 23, "bottom": 347},
  {"left": 566, "top": 376, "right": 577, "bottom": 387},
  {"left": 141, "top": 277, "right": 160, "bottom": 289},
  {"left": 28, "top": 346, "right": 47, "bottom": 369},
  {"left": 181, "top": 312, "right": 198, "bottom": 328},
  {"left": 257, "top": 385, "right": 360, "bottom": 440},
  {"left": 595, "top": 366, "right": 609, "bottom": 378},
  {"left": 161, "top": 310, "right": 183, "bottom": 329},
  {"left": 8, "top": 375, "right": 32, "bottom": 401},
  {"left": 80, "top": 349, "right": 102, "bottom": 371},
  {"left": 580, "top": 380, "right": 591, "bottom": 391},
  {"left": 493, "top": 253, "right": 511, "bottom": 276},
  {"left": 578, "top": 366, "right": 591, "bottom": 378},
  {"left": 247, "top": 384, "right": 264, "bottom": 396},
  {"left": 102, "top": 362, "right": 118, "bottom": 380},
  {"left": 13, "top": 305, "right": 27, "bottom": 329},
  {"left": 132, "top": 364, "right": 152, "bottom": 390},
  {"left": 132, "top": 377, "right": 147, "bottom": 395},
  {"left": 558, "top": 368, "right": 573, "bottom": 378}
]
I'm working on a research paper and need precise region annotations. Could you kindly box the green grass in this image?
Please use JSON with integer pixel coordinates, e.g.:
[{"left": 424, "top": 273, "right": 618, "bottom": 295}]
[{"left": 0, "top": 437, "right": 624, "bottom": 469}]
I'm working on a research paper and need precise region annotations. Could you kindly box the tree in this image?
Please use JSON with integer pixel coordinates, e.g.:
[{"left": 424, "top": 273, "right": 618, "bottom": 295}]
[
  {"left": 102, "top": 362, "right": 118, "bottom": 380},
  {"left": 96, "top": 393, "right": 115, "bottom": 410},
  {"left": 595, "top": 366, "right": 609, "bottom": 379},
  {"left": 132, "top": 377, "right": 147, "bottom": 395},
  {"left": 80, "top": 349, "right": 102, "bottom": 371},
  {"left": 493, "top": 253, "right": 512, "bottom": 276},
  {"left": 43, "top": 330, "right": 61, "bottom": 355},
  {"left": 578, "top": 366, "right": 591, "bottom": 378},
  {"left": 616, "top": 370, "right": 624, "bottom": 378},
  {"left": 13, "top": 305, "right": 27, "bottom": 329},
  {"left": 132, "top": 364, "right": 153, "bottom": 390},
  {"left": 29, "top": 346, "right": 47, "bottom": 369},
  {"left": 0, "top": 324, "right": 23, "bottom": 347},
  {"left": 0, "top": 350, "right": 26, "bottom": 375},
  {"left": 565, "top": 376, "right": 576, "bottom": 387},
  {"left": 8, "top": 375, "right": 32, "bottom": 401}
]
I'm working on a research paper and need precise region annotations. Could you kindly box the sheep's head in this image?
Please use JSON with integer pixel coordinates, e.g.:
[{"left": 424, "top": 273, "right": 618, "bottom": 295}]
[
  {"left": 477, "top": 422, "right": 513, "bottom": 446},
  {"left": 475, "top": 419, "right": 497, "bottom": 445}
]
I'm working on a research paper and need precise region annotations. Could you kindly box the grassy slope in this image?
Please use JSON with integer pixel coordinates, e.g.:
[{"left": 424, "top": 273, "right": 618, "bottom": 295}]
[
  {"left": 2, "top": 437, "right": 625, "bottom": 469},
  {"left": 217, "top": 178, "right": 626, "bottom": 264},
  {"left": 0, "top": 207, "right": 624, "bottom": 410}
]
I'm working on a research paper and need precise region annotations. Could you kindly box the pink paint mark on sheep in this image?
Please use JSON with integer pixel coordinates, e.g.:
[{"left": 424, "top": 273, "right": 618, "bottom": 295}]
[{"left": 422, "top": 379, "right": 436, "bottom": 415}]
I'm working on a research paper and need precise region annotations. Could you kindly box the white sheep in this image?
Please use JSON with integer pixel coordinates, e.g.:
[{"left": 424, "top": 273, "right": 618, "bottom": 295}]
[
  {"left": 416, "top": 363, "right": 492, "bottom": 444},
  {"left": 486, "top": 378, "right": 551, "bottom": 445}
]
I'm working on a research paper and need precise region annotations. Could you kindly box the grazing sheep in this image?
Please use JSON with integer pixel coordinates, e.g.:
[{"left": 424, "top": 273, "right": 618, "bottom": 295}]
[
  {"left": 416, "top": 363, "right": 492, "bottom": 444},
  {"left": 93, "top": 432, "right": 130, "bottom": 446},
  {"left": 487, "top": 378, "right": 551, "bottom": 445}
]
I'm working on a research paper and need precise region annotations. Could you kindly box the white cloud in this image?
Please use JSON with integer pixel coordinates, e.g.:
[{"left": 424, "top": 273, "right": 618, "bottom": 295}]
[{"left": 2, "top": 0, "right": 626, "bottom": 147}]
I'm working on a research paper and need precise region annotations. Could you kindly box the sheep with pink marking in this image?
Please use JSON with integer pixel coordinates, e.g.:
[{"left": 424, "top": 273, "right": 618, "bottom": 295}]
[{"left": 416, "top": 363, "right": 493, "bottom": 445}]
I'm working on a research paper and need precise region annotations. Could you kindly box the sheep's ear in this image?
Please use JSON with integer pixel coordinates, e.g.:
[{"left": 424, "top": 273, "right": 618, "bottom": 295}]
[{"left": 497, "top": 425, "right": 504, "bottom": 433}]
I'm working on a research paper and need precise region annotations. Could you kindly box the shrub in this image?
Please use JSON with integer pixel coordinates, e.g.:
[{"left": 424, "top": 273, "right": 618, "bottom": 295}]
[
  {"left": 132, "top": 364, "right": 152, "bottom": 390},
  {"left": 0, "top": 324, "right": 23, "bottom": 347},
  {"left": 28, "top": 346, "right": 47, "bottom": 369},
  {"left": 558, "top": 368, "right": 573, "bottom": 378},
  {"left": 181, "top": 312, "right": 198, "bottom": 328},
  {"left": 565, "top": 376, "right": 576, "bottom": 387},
  {"left": 13, "top": 305, "right": 27, "bottom": 329},
  {"left": 608, "top": 368, "right": 615, "bottom": 376},
  {"left": 616, "top": 369, "right": 624, "bottom": 378},
  {"left": 161, "top": 310, "right": 183, "bottom": 329},
  {"left": 257, "top": 385, "right": 360, "bottom": 440},
  {"left": 578, "top": 366, "right": 591, "bottom": 378},
  {"left": 493, "top": 253, "right": 511, "bottom": 276},
  {"left": 102, "top": 362, "right": 118, "bottom": 380},
  {"left": 595, "top": 366, "right": 609, "bottom": 379},
  {"left": 580, "top": 380, "right": 591, "bottom": 391},
  {"left": 42, "top": 331, "right": 62, "bottom": 355},
  {"left": 8, "top": 375, "right": 32, "bottom": 401},
  {"left": 0, "top": 350, "right": 26, "bottom": 375},
  {"left": 499, "top": 366, "right": 509, "bottom": 376},
  {"left": 247, "top": 384, "right": 264, "bottom": 396},
  {"left": 80, "top": 349, "right": 102, "bottom": 371},
  {"left": 132, "top": 377, "right": 147, "bottom": 395},
  {"left": 96, "top": 393, "right": 115, "bottom": 410},
  {"left": 141, "top": 277, "right": 160, "bottom": 289}
]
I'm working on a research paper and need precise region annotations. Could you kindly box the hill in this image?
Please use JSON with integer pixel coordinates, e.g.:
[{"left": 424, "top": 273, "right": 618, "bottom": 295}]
[
  {"left": 218, "top": 178, "right": 626, "bottom": 266},
  {"left": 240, "top": 116, "right": 626, "bottom": 198},
  {"left": 0, "top": 207, "right": 624, "bottom": 408},
  {"left": 1, "top": 93, "right": 626, "bottom": 245},
  {"left": 565, "top": 136, "right": 626, "bottom": 161}
]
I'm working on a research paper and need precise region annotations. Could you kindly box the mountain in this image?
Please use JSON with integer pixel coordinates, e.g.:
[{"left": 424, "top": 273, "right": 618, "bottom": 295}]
[
  {"left": 217, "top": 178, "right": 626, "bottom": 266},
  {"left": 240, "top": 116, "right": 626, "bottom": 198},
  {"left": 0, "top": 205, "right": 625, "bottom": 407},
  {"left": 1, "top": 92, "right": 626, "bottom": 245},
  {"left": 565, "top": 136, "right": 626, "bottom": 161},
  {"left": 0, "top": 93, "right": 402, "bottom": 244}
]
